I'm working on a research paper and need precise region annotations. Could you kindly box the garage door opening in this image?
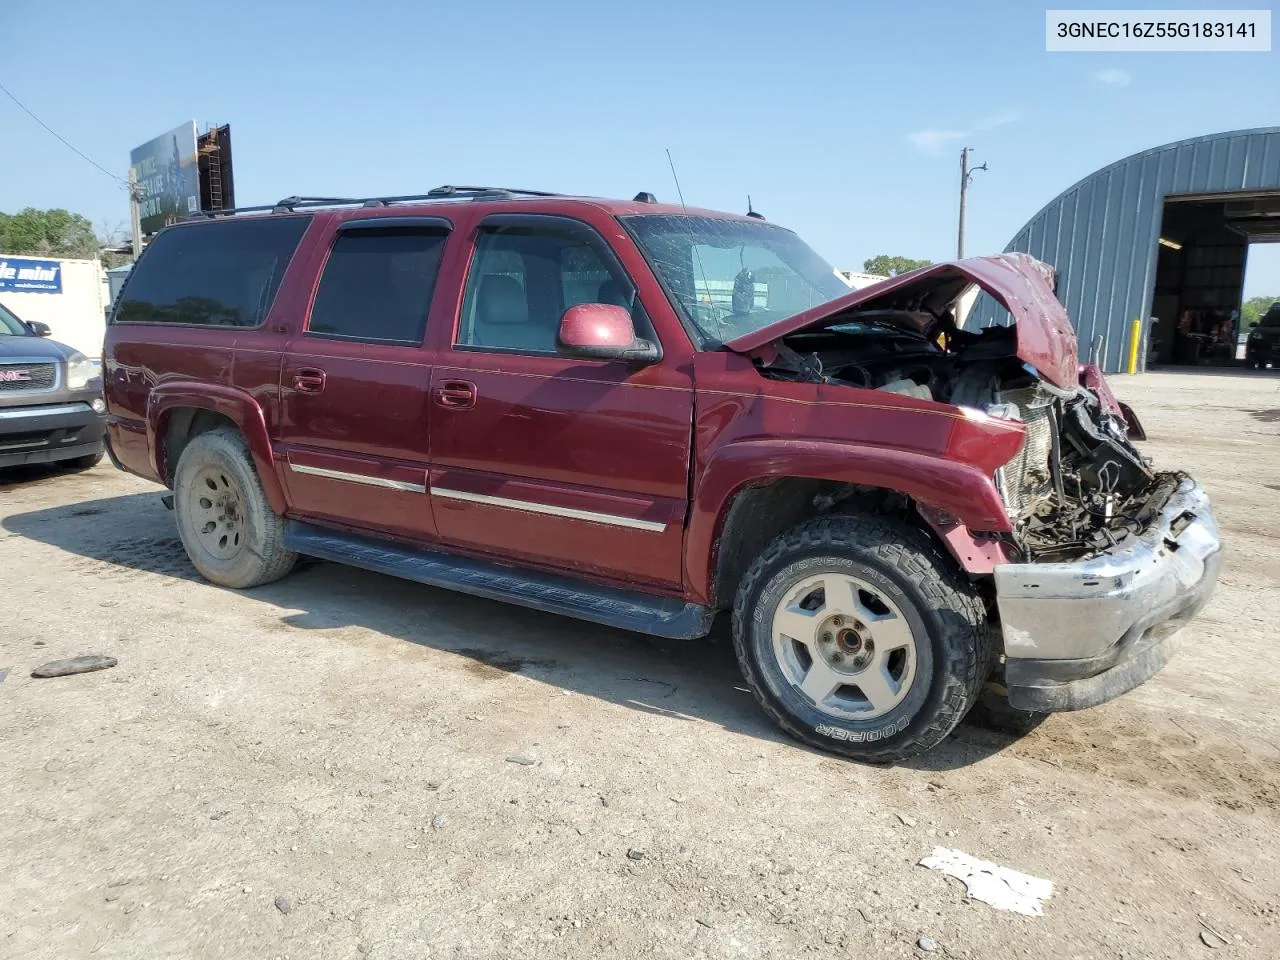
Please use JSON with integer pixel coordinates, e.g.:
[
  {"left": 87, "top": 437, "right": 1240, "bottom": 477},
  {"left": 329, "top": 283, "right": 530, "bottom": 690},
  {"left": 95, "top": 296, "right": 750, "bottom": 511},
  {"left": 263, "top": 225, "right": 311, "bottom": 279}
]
[{"left": 1150, "top": 192, "right": 1280, "bottom": 367}]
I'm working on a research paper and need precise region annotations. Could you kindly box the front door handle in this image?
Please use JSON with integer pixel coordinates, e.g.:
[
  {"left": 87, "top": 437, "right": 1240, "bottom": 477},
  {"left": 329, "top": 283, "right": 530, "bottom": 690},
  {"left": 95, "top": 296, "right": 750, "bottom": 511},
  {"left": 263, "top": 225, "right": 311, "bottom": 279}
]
[
  {"left": 293, "top": 368, "right": 327, "bottom": 393},
  {"left": 433, "top": 379, "right": 477, "bottom": 410}
]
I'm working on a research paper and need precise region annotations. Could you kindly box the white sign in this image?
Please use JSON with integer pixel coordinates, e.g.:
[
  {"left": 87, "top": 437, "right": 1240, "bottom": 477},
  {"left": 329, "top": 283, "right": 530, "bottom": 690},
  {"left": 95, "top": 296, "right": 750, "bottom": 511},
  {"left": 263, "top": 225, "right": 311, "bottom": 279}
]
[{"left": 1046, "top": 10, "right": 1271, "bottom": 51}]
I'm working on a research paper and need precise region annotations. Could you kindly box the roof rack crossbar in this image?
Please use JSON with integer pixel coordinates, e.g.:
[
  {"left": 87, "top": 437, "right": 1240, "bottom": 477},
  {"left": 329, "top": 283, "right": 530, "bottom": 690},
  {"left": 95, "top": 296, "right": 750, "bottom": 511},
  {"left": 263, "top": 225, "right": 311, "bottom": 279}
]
[
  {"left": 196, "top": 186, "right": 564, "bottom": 219},
  {"left": 273, "top": 195, "right": 361, "bottom": 212},
  {"left": 424, "top": 185, "right": 561, "bottom": 198}
]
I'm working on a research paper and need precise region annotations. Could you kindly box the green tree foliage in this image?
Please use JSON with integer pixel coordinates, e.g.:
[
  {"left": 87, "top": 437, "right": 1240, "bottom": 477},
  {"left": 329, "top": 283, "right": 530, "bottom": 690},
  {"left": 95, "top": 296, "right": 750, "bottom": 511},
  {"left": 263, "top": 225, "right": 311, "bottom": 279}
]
[
  {"left": 0, "top": 207, "right": 101, "bottom": 260},
  {"left": 1243, "top": 294, "right": 1278, "bottom": 326},
  {"left": 862, "top": 254, "right": 933, "bottom": 277}
]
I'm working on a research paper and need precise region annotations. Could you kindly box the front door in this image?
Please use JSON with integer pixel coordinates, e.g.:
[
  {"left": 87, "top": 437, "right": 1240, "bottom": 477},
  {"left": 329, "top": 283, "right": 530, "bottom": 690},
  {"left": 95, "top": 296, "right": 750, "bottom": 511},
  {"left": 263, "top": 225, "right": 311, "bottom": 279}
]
[
  {"left": 427, "top": 215, "right": 693, "bottom": 591},
  {"left": 277, "top": 218, "right": 450, "bottom": 540}
]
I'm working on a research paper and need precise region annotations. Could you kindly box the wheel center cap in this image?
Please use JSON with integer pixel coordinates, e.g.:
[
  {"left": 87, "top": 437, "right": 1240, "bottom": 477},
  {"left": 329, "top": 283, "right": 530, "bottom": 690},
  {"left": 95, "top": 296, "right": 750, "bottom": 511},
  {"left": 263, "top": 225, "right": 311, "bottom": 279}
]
[
  {"left": 817, "top": 616, "right": 874, "bottom": 671},
  {"left": 836, "top": 628, "right": 863, "bottom": 653}
]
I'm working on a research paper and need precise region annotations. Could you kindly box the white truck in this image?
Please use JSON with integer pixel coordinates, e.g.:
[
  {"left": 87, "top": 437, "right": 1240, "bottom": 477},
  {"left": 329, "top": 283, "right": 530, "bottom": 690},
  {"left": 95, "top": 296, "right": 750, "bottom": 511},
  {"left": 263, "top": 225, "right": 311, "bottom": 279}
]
[{"left": 0, "top": 255, "right": 108, "bottom": 359}]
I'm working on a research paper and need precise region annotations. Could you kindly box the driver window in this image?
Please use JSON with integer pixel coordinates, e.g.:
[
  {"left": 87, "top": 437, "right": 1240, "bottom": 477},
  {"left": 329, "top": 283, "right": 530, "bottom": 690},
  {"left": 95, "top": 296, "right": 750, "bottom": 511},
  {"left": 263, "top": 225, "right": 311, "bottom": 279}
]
[{"left": 457, "top": 224, "right": 638, "bottom": 355}]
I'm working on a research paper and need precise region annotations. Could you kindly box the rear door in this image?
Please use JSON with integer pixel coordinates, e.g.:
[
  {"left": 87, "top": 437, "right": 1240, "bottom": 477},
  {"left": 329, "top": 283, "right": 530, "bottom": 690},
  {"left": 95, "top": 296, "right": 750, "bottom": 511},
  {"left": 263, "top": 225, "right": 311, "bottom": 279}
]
[
  {"left": 276, "top": 216, "right": 451, "bottom": 540},
  {"left": 426, "top": 213, "right": 694, "bottom": 591}
]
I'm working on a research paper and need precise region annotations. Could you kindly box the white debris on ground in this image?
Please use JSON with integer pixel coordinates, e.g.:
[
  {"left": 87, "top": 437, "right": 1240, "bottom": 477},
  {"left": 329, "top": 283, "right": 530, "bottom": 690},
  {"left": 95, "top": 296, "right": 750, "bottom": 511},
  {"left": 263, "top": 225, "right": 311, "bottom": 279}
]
[{"left": 918, "top": 847, "right": 1055, "bottom": 917}]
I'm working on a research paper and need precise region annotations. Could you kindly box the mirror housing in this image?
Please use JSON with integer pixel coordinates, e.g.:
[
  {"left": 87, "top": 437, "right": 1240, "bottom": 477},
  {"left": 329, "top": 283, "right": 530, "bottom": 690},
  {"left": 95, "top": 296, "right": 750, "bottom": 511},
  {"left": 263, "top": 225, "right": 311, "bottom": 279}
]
[
  {"left": 556, "top": 303, "right": 660, "bottom": 364},
  {"left": 27, "top": 320, "right": 52, "bottom": 337}
]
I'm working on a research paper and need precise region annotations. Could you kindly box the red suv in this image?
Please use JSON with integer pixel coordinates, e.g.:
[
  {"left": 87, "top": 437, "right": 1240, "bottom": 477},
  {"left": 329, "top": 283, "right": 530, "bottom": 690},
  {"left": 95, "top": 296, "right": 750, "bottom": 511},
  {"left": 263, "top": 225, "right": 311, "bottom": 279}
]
[{"left": 103, "top": 186, "right": 1221, "bottom": 761}]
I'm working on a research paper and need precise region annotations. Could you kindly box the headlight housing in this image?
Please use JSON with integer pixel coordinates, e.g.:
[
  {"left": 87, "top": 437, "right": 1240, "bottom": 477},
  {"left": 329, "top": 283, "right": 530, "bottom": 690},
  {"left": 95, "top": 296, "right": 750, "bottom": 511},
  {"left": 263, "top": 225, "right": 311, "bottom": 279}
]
[{"left": 66, "top": 353, "right": 100, "bottom": 392}]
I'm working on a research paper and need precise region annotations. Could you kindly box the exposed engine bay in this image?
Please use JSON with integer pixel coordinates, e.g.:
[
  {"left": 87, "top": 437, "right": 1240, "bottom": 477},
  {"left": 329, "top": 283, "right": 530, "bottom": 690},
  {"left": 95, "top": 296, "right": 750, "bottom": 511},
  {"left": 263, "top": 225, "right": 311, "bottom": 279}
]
[{"left": 756, "top": 313, "right": 1177, "bottom": 562}]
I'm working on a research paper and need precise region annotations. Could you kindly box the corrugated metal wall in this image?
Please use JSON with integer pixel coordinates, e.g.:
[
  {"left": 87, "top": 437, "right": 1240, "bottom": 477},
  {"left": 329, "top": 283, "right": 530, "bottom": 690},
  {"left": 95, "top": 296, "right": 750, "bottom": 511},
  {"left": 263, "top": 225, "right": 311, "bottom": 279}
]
[{"left": 974, "top": 127, "right": 1280, "bottom": 373}]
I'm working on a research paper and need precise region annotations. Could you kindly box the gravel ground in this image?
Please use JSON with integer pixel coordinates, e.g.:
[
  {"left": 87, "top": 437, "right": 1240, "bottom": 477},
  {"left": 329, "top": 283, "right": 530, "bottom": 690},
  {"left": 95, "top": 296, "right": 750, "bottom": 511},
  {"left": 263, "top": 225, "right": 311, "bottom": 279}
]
[{"left": 2, "top": 369, "right": 1277, "bottom": 960}]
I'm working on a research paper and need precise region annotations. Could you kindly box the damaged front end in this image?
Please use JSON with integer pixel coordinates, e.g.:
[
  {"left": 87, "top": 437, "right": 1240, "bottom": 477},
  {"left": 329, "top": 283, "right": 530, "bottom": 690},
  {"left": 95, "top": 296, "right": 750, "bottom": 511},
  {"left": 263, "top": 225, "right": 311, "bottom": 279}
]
[
  {"left": 729, "top": 253, "right": 1222, "bottom": 711},
  {"left": 734, "top": 255, "right": 1177, "bottom": 564},
  {"left": 986, "top": 368, "right": 1174, "bottom": 564}
]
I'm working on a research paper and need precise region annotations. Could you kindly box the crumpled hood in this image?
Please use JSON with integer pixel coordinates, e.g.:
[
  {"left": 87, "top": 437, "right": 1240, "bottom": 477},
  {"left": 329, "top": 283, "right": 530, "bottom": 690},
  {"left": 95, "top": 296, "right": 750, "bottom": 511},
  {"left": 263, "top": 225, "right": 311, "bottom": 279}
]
[{"left": 724, "top": 252, "right": 1080, "bottom": 390}]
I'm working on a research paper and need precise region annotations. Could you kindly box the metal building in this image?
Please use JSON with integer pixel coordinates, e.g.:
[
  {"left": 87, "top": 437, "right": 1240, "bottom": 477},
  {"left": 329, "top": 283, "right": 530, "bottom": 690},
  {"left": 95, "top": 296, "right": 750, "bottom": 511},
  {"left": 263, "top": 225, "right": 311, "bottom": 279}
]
[{"left": 976, "top": 127, "right": 1280, "bottom": 373}]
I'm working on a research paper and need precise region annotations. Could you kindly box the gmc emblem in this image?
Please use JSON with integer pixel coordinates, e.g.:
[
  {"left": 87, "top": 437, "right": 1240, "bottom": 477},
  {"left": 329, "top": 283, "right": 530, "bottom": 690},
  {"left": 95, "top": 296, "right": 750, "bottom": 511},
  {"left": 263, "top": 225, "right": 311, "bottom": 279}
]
[{"left": 0, "top": 369, "right": 32, "bottom": 382}]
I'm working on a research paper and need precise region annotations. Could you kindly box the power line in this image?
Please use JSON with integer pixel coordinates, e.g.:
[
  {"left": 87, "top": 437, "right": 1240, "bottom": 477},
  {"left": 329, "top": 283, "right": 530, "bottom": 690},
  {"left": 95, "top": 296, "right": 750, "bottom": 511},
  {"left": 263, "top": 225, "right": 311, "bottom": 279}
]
[{"left": 0, "top": 78, "right": 128, "bottom": 189}]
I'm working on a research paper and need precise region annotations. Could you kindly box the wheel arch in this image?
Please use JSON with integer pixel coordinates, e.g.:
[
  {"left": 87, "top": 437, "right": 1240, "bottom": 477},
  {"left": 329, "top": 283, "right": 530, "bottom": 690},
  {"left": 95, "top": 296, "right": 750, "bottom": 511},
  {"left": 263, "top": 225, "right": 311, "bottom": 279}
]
[
  {"left": 688, "top": 439, "right": 1015, "bottom": 608},
  {"left": 147, "top": 383, "right": 286, "bottom": 514}
]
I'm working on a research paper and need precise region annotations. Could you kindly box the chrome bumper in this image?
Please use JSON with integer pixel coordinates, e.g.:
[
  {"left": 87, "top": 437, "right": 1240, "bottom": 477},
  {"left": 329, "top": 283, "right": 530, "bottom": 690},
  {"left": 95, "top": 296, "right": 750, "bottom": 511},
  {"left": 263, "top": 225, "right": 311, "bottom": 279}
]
[{"left": 994, "top": 479, "right": 1222, "bottom": 711}]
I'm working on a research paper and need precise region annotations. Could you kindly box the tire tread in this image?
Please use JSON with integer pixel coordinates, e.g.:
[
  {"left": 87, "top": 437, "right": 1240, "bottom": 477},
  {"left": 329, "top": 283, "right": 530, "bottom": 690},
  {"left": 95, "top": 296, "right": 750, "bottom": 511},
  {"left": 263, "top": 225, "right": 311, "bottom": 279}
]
[
  {"left": 174, "top": 427, "right": 296, "bottom": 588},
  {"left": 731, "top": 512, "right": 992, "bottom": 763}
]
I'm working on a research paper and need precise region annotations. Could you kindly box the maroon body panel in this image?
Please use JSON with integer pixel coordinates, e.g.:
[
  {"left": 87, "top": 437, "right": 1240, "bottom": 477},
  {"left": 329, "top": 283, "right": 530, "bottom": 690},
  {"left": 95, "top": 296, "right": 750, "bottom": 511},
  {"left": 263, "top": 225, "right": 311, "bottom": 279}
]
[
  {"left": 422, "top": 203, "right": 696, "bottom": 591},
  {"left": 105, "top": 195, "right": 1099, "bottom": 612},
  {"left": 683, "top": 351, "right": 1024, "bottom": 602}
]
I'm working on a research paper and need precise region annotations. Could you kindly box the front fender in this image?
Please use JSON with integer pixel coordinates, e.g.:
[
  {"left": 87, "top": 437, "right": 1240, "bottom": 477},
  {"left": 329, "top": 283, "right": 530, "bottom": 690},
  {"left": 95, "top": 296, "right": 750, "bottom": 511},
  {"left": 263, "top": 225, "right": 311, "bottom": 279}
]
[
  {"left": 147, "top": 382, "right": 286, "bottom": 514},
  {"left": 685, "top": 439, "right": 1015, "bottom": 605}
]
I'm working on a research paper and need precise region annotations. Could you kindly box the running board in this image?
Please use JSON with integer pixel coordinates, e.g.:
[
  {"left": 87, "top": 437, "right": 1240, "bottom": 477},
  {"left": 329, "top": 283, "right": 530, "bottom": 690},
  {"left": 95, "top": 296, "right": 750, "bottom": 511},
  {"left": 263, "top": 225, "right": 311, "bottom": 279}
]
[{"left": 283, "top": 521, "right": 714, "bottom": 640}]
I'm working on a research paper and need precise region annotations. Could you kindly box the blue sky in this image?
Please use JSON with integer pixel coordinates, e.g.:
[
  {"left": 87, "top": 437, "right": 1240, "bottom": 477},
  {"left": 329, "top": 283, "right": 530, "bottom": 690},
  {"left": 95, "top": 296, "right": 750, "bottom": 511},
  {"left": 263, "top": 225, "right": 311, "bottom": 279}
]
[{"left": 2, "top": 0, "right": 1278, "bottom": 296}]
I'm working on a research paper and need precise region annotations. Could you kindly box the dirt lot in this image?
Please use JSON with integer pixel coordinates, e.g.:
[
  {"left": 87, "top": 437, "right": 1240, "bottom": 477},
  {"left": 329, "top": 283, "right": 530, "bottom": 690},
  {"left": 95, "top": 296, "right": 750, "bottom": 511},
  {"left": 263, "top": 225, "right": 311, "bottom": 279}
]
[{"left": 2, "top": 370, "right": 1277, "bottom": 960}]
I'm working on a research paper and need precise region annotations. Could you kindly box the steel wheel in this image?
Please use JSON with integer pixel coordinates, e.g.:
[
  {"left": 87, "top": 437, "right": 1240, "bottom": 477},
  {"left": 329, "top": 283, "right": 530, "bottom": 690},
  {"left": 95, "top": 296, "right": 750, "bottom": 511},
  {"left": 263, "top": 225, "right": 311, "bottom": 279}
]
[
  {"left": 187, "top": 465, "right": 247, "bottom": 561},
  {"left": 171, "top": 428, "right": 296, "bottom": 589},
  {"left": 770, "top": 572, "right": 919, "bottom": 721}
]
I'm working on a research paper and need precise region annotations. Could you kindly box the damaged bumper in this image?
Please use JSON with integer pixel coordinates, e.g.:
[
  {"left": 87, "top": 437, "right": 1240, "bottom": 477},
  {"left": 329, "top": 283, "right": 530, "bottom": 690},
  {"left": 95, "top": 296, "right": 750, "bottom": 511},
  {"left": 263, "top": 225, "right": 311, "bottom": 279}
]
[{"left": 994, "top": 479, "right": 1222, "bottom": 712}]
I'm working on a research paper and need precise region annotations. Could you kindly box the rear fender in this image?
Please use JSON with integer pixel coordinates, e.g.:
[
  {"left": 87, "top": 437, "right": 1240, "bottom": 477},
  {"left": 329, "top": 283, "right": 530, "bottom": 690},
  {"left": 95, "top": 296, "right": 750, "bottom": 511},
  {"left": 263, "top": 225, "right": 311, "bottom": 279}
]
[
  {"left": 147, "top": 382, "right": 286, "bottom": 514},
  {"left": 686, "top": 439, "right": 1017, "bottom": 605}
]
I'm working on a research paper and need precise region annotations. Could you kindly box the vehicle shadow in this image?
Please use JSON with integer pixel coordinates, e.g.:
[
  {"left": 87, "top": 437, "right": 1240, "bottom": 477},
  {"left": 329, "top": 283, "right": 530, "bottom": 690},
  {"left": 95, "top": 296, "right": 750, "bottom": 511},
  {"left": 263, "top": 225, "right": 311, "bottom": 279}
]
[
  {"left": 0, "top": 463, "right": 81, "bottom": 489},
  {"left": 2, "top": 489, "right": 1025, "bottom": 769}
]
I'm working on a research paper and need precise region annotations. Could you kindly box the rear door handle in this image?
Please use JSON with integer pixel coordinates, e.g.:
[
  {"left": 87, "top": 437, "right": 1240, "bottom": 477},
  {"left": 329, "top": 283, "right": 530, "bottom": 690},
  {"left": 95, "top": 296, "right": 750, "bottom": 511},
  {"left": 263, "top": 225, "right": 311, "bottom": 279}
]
[
  {"left": 293, "top": 368, "right": 326, "bottom": 393},
  {"left": 433, "top": 379, "right": 477, "bottom": 410}
]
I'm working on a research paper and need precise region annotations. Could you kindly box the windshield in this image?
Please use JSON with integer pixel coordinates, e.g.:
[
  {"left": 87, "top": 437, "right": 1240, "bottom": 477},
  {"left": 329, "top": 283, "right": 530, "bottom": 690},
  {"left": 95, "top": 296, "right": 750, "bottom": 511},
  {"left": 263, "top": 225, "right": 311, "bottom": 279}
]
[
  {"left": 0, "top": 301, "right": 30, "bottom": 336},
  {"left": 622, "top": 215, "right": 851, "bottom": 343},
  {"left": 1261, "top": 306, "right": 1280, "bottom": 328}
]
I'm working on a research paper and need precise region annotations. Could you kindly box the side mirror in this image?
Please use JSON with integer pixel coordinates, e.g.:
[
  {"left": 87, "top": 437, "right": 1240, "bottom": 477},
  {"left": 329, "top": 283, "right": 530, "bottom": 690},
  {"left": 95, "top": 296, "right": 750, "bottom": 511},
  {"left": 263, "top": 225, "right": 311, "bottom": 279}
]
[
  {"left": 27, "top": 321, "right": 52, "bottom": 337},
  {"left": 556, "top": 303, "right": 660, "bottom": 364}
]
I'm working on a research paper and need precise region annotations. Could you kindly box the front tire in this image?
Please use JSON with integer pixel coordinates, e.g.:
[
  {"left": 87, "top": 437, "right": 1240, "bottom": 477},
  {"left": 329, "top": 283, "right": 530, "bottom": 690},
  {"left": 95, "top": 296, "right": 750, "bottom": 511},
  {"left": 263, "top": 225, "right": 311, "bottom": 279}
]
[
  {"left": 172, "top": 427, "right": 296, "bottom": 588},
  {"left": 732, "top": 513, "right": 992, "bottom": 763}
]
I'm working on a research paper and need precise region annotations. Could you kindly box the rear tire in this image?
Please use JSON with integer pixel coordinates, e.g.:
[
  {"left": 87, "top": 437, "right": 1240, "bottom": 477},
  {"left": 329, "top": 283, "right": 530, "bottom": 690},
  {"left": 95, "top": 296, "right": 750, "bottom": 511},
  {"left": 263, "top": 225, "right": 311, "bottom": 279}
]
[
  {"left": 172, "top": 427, "right": 296, "bottom": 588},
  {"left": 732, "top": 513, "right": 992, "bottom": 763}
]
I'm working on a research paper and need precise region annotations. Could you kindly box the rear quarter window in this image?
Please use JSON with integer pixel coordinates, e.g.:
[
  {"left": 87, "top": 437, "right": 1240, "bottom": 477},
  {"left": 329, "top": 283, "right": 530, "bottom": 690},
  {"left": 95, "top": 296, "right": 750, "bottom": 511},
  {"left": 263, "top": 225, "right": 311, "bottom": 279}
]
[{"left": 114, "top": 216, "right": 311, "bottom": 327}]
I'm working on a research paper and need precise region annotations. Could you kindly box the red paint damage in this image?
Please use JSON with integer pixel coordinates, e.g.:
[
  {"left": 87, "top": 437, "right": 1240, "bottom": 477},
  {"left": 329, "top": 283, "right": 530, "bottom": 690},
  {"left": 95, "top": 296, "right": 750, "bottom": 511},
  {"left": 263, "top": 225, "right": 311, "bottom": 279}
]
[{"left": 725, "top": 252, "right": 1079, "bottom": 390}]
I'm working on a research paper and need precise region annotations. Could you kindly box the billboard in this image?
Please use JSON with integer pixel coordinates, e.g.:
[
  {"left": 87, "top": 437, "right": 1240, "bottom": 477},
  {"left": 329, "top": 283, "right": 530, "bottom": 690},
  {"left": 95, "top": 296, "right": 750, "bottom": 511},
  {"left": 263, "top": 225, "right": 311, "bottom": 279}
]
[
  {"left": 0, "top": 257, "right": 62, "bottom": 293},
  {"left": 130, "top": 122, "right": 200, "bottom": 235}
]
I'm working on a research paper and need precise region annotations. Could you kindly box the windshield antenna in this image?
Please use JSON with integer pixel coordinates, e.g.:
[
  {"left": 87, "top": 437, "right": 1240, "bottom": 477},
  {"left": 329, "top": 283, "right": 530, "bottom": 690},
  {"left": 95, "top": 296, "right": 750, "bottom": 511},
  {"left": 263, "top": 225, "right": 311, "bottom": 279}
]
[
  {"left": 666, "top": 148, "right": 689, "bottom": 210},
  {"left": 665, "top": 148, "right": 727, "bottom": 344}
]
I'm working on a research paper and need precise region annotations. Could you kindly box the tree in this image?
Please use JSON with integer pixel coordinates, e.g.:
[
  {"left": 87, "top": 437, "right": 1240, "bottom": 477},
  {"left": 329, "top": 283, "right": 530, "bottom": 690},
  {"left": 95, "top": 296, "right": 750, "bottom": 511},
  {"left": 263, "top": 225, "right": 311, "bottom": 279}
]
[
  {"left": 0, "top": 207, "right": 100, "bottom": 260},
  {"left": 96, "top": 219, "right": 133, "bottom": 269},
  {"left": 862, "top": 254, "right": 933, "bottom": 277},
  {"left": 1243, "top": 294, "right": 1278, "bottom": 327}
]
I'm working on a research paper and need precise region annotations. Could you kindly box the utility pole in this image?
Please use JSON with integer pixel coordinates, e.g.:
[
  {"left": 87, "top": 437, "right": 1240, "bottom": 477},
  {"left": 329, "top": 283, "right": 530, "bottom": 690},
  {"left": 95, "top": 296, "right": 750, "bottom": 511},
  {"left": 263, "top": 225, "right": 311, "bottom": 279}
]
[
  {"left": 957, "top": 147, "right": 988, "bottom": 259},
  {"left": 128, "top": 167, "right": 143, "bottom": 259}
]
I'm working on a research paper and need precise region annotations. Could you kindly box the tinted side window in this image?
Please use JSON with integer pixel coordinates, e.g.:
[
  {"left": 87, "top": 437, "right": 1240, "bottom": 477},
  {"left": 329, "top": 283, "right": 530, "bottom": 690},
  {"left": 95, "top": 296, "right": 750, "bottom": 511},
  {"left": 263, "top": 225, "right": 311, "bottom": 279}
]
[
  {"left": 307, "top": 228, "right": 447, "bottom": 345},
  {"left": 457, "top": 225, "right": 636, "bottom": 354},
  {"left": 115, "top": 217, "right": 310, "bottom": 326}
]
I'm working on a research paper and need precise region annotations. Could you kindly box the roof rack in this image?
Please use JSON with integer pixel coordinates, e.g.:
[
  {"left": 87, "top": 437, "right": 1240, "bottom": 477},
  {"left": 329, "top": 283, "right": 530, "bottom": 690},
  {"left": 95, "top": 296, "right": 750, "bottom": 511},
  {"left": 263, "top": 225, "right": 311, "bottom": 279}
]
[{"left": 193, "top": 185, "right": 563, "bottom": 219}]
